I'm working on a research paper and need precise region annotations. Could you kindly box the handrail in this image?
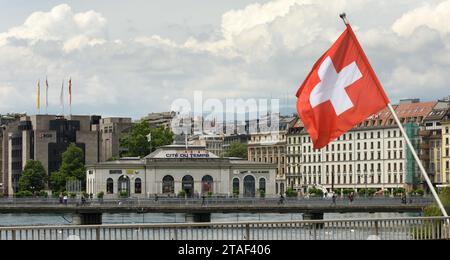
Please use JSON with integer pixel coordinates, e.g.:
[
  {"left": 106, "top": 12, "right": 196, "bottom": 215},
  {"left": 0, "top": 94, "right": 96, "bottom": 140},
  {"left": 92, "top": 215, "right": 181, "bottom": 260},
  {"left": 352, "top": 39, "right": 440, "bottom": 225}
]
[{"left": 1, "top": 216, "right": 449, "bottom": 230}]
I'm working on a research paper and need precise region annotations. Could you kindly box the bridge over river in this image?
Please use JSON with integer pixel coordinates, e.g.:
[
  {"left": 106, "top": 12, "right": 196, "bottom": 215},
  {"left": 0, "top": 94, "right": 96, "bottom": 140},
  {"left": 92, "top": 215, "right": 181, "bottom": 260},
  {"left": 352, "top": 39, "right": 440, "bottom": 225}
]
[{"left": 0, "top": 197, "right": 436, "bottom": 224}]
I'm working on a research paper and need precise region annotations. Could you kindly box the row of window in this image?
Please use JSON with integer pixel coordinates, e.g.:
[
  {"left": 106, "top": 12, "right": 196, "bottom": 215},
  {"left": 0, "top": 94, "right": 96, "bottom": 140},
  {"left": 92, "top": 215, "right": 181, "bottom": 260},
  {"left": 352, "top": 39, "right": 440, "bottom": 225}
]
[
  {"left": 249, "top": 147, "right": 286, "bottom": 154},
  {"left": 250, "top": 156, "right": 284, "bottom": 164},
  {"left": 296, "top": 130, "right": 402, "bottom": 144},
  {"left": 302, "top": 174, "right": 404, "bottom": 185},
  {"left": 291, "top": 162, "right": 404, "bottom": 174},
  {"left": 297, "top": 150, "right": 404, "bottom": 163},
  {"left": 292, "top": 140, "right": 404, "bottom": 154}
]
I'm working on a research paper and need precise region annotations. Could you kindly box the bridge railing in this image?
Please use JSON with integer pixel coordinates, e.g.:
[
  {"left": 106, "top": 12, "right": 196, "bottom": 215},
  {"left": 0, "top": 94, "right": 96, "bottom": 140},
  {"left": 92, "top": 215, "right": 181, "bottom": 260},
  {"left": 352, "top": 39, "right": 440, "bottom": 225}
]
[
  {"left": 0, "top": 216, "right": 448, "bottom": 240},
  {"left": 0, "top": 196, "right": 435, "bottom": 206}
]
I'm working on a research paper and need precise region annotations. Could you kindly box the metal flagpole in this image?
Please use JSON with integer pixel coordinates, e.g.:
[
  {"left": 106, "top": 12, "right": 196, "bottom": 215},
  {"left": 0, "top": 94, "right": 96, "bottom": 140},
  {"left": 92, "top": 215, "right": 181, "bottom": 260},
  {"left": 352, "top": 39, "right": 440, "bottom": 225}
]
[
  {"left": 45, "top": 76, "right": 49, "bottom": 115},
  {"left": 339, "top": 13, "right": 448, "bottom": 217},
  {"left": 388, "top": 104, "right": 449, "bottom": 217}
]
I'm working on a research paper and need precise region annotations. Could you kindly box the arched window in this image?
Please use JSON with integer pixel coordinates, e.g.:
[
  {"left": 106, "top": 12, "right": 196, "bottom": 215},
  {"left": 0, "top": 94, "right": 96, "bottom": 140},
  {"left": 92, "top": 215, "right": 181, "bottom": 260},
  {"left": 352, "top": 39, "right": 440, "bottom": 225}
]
[
  {"left": 162, "top": 175, "right": 174, "bottom": 194},
  {"left": 232, "top": 178, "right": 240, "bottom": 196},
  {"left": 107, "top": 178, "right": 114, "bottom": 194},
  {"left": 182, "top": 175, "right": 194, "bottom": 197},
  {"left": 259, "top": 178, "right": 266, "bottom": 194},
  {"left": 201, "top": 175, "right": 214, "bottom": 194},
  {"left": 135, "top": 178, "right": 142, "bottom": 194},
  {"left": 118, "top": 176, "right": 130, "bottom": 196},
  {"left": 244, "top": 175, "right": 256, "bottom": 197}
]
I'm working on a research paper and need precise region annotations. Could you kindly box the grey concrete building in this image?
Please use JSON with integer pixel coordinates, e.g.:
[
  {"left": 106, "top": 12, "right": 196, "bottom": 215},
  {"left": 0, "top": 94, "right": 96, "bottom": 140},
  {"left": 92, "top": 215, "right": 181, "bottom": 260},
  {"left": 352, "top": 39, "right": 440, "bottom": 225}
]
[
  {"left": 2, "top": 115, "right": 101, "bottom": 195},
  {"left": 223, "top": 134, "right": 249, "bottom": 153},
  {"left": 142, "top": 112, "right": 176, "bottom": 129},
  {"left": 189, "top": 134, "right": 224, "bottom": 157},
  {"left": 0, "top": 114, "right": 23, "bottom": 194},
  {"left": 99, "top": 117, "right": 132, "bottom": 162}
]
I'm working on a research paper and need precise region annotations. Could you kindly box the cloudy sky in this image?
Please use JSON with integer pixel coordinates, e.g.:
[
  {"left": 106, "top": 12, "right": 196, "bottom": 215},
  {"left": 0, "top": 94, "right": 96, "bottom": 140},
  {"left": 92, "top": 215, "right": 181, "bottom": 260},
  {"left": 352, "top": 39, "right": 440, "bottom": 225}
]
[{"left": 0, "top": 0, "right": 449, "bottom": 119}]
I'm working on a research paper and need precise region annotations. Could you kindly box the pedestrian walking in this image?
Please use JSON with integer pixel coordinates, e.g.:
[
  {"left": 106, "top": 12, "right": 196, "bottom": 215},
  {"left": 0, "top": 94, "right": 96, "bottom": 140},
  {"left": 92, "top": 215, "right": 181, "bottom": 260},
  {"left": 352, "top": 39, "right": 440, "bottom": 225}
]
[
  {"left": 63, "top": 195, "right": 68, "bottom": 205},
  {"left": 348, "top": 192, "right": 354, "bottom": 204}
]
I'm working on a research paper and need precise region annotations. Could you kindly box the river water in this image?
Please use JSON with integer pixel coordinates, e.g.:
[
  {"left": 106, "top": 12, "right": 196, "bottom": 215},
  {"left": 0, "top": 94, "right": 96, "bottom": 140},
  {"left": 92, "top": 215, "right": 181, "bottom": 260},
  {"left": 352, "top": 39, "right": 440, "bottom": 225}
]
[{"left": 0, "top": 212, "right": 421, "bottom": 226}]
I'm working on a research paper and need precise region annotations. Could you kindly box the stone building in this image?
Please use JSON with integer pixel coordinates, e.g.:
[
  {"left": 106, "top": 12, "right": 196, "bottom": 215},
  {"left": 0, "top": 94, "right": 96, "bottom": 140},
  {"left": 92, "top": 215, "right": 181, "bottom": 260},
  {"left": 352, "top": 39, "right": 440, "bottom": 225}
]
[{"left": 86, "top": 145, "right": 276, "bottom": 198}]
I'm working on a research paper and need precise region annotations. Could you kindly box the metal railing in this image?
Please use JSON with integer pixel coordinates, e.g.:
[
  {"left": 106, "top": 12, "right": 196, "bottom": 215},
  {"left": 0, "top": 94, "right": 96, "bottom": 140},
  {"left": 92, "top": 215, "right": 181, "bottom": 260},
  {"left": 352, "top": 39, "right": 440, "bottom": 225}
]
[
  {"left": 0, "top": 216, "right": 448, "bottom": 240},
  {"left": 0, "top": 196, "right": 435, "bottom": 207}
]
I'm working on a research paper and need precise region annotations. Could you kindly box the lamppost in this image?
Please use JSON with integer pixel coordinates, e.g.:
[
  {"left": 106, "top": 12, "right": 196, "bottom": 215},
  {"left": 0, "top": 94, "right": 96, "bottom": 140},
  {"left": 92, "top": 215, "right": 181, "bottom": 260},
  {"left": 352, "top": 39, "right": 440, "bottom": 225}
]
[{"left": 31, "top": 186, "right": 35, "bottom": 198}]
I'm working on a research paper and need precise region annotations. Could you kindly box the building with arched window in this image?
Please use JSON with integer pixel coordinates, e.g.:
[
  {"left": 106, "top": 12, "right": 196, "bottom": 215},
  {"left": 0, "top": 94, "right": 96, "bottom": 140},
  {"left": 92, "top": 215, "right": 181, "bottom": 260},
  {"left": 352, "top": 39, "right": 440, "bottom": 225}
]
[{"left": 86, "top": 145, "right": 276, "bottom": 198}]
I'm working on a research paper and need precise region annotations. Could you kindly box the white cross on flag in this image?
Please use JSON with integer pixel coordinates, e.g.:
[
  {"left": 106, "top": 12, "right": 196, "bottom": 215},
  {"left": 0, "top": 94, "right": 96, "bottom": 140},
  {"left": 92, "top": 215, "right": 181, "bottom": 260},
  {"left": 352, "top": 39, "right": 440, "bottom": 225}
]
[{"left": 296, "top": 23, "right": 390, "bottom": 149}]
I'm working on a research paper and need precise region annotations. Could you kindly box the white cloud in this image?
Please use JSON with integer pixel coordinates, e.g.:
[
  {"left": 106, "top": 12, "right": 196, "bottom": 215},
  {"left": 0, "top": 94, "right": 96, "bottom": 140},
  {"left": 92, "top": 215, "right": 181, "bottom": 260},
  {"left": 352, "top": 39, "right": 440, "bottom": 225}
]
[
  {"left": 0, "top": 4, "right": 107, "bottom": 52},
  {"left": 0, "top": 1, "right": 449, "bottom": 118},
  {"left": 392, "top": 0, "right": 450, "bottom": 37}
]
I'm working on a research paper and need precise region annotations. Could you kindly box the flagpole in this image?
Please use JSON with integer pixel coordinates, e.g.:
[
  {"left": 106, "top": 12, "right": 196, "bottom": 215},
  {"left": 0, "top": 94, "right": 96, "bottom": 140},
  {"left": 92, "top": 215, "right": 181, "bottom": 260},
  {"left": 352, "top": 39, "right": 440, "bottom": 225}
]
[
  {"left": 45, "top": 76, "right": 49, "bottom": 115},
  {"left": 339, "top": 12, "right": 448, "bottom": 218},
  {"left": 387, "top": 103, "right": 449, "bottom": 217}
]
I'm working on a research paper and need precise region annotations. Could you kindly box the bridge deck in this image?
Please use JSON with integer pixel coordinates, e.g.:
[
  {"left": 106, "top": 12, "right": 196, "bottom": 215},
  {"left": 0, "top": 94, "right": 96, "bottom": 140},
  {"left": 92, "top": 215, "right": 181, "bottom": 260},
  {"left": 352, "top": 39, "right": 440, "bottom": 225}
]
[{"left": 0, "top": 197, "right": 433, "bottom": 214}]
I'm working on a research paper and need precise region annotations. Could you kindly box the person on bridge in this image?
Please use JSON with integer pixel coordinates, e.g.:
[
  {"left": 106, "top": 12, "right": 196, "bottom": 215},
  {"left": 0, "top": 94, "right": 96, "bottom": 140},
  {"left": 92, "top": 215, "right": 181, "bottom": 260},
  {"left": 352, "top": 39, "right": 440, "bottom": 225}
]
[
  {"left": 332, "top": 193, "right": 337, "bottom": 205},
  {"left": 401, "top": 193, "right": 407, "bottom": 204},
  {"left": 348, "top": 192, "right": 354, "bottom": 204},
  {"left": 279, "top": 194, "right": 285, "bottom": 205},
  {"left": 201, "top": 194, "right": 206, "bottom": 206}
]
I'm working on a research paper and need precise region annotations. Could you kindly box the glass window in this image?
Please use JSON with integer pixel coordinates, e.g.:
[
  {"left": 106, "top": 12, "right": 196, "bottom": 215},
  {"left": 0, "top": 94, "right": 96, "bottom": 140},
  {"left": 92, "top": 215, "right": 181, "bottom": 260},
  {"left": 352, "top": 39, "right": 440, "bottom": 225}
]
[
  {"left": 106, "top": 178, "right": 114, "bottom": 194},
  {"left": 134, "top": 178, "right": 142, "bottom": 194},
  {"left": 162, "top": 175, "right": 175, "bottom": 194}
]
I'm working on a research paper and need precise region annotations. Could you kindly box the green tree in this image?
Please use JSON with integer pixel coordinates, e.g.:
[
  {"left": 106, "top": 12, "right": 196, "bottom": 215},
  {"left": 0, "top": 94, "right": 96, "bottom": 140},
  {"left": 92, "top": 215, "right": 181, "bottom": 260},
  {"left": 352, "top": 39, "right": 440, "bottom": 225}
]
[
  {"left": 224, "top": 142, "right": 248, "bottom": 159},
  {"left": 18, "top": 160, "right": 48, "bottom": 193},
  {"left": 120, "top": 121, "right": 173, "bottom": 157},
  {"left": 149, "top": 126, "right": 174, "bottom": 152},
  {"left": 50, "top": 171, "right": 67, "bottom": 192},
  {"left": 424, "top": 187, "right": 450, "bottom": 216},
  {"left": 285, "top": 187, "right": 298, "bottom": 197},
  {"left": 50, "top": 144, "right": 86, "bottom": 191}
]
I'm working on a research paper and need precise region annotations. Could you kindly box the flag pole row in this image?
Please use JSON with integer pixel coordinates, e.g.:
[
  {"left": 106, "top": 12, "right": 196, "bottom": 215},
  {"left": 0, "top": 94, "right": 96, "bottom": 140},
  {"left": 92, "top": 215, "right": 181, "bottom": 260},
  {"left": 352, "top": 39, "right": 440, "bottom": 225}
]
[{"left": 36, "top": 77, "right": 73, "bottom": 116}]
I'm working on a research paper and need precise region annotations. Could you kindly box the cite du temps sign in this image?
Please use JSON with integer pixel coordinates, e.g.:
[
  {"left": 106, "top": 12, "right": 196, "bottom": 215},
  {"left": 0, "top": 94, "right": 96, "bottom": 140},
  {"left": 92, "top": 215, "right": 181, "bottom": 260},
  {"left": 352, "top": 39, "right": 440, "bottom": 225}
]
[{"left": 165, "top": 151, "right": 210, "bottom": 159}]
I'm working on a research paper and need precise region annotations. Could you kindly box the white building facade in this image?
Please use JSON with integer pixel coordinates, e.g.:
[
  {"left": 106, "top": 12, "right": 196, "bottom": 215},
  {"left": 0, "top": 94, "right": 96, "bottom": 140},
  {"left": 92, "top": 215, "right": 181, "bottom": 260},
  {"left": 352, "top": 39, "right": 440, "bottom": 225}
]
[
  {"left": 287, "top": 101, "right": 436, "bottom": 193},
  {"left": 87, "top": 145, "right": 276, "bottom": 198},
  {"left": 294, "top": 127, "right": 407, "bottom": 192}
]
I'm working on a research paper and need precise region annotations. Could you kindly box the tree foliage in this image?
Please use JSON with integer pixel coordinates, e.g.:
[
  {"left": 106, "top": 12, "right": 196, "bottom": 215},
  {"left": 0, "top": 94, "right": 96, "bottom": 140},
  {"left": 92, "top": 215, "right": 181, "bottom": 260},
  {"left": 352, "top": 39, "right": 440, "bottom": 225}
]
[
  {"left": 50, "top": 144, "right": 85, "bottom": 191},
  {"left": 424, "top": 187, "right": 450, "bottom": 216},
  {"left": 224, "top": 142, "right": 248, "bottom": 159},
  {"left": 285, "top": 187, "right": 298, "bottom": 197},
  {"left": 120, "top": 121, "right": 174, "bottom": 157},
  {"left": 18, "top": 160, "right": 48, "bottom": 193}
]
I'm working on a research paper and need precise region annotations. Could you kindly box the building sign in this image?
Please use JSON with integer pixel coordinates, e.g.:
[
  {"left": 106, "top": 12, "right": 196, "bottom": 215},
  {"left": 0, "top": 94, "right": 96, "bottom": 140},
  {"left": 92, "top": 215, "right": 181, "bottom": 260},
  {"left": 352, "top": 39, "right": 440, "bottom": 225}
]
[
  {"left": 38, "top": 133, "right": 53, "bottom": 139},
  {"left": 147, "top": 147, "right": 219, "bottom": 159},
  {"left": 165, "top": 152, "right": 210, "bottom": 159},
  {"left": 126, "top": 169, "right": 138, "bottom": 175},
  {"left": 109, "top": 170, "right": 122, "bottom": 174},
  {"left": 251, "top": 170, "right": 270, "bottom": 174}
]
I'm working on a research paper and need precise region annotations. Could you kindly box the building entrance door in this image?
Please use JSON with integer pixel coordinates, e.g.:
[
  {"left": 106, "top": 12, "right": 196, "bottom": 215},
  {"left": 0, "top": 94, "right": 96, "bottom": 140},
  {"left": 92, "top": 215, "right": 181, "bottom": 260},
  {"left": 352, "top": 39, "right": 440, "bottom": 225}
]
[{"left": 182, "top": 175, "right": 194, "bottom": 197}]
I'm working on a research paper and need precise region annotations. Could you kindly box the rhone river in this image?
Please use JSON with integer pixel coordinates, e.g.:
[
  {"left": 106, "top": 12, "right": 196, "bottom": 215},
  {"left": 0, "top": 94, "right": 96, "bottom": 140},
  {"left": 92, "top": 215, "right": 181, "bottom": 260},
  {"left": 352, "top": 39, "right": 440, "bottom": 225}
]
[{"left": 0, "top": 212, "right": 421, "bottom": 226}]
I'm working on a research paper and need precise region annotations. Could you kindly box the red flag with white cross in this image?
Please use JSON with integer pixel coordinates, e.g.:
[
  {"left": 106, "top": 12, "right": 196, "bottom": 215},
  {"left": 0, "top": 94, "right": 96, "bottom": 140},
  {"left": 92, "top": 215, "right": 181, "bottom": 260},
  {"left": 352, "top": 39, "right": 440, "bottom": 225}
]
[{"left": 296, "top": 24, "right": 390, "bottom": 149}]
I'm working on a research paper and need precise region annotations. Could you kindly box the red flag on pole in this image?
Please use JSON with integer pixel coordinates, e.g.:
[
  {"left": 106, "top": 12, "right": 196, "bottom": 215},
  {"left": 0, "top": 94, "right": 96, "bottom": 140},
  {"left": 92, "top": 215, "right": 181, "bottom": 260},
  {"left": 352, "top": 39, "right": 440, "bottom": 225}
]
[{"left": 296, "top": 23, "right": 389, "bottom": 149}]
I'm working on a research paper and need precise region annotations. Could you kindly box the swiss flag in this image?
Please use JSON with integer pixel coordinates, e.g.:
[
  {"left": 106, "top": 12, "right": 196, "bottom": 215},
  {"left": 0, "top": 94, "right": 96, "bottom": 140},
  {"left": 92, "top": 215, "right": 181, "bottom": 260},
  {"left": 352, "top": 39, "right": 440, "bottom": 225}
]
[{"left": 296, "top": 24, "right": 390, "bottom": 149}]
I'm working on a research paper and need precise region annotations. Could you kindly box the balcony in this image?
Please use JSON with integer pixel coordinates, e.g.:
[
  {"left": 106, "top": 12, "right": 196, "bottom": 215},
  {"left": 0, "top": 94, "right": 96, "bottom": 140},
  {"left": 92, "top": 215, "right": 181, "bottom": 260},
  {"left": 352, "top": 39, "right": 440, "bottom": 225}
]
[
  {"left": 420, "top": 154, "right": 430, "bottom": 160},
  {"left": 420, "top": 143, "right": 429, "bottom": 150},
  {"left": 419, "top": 130, "right": 430, "bottom": 137}
]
